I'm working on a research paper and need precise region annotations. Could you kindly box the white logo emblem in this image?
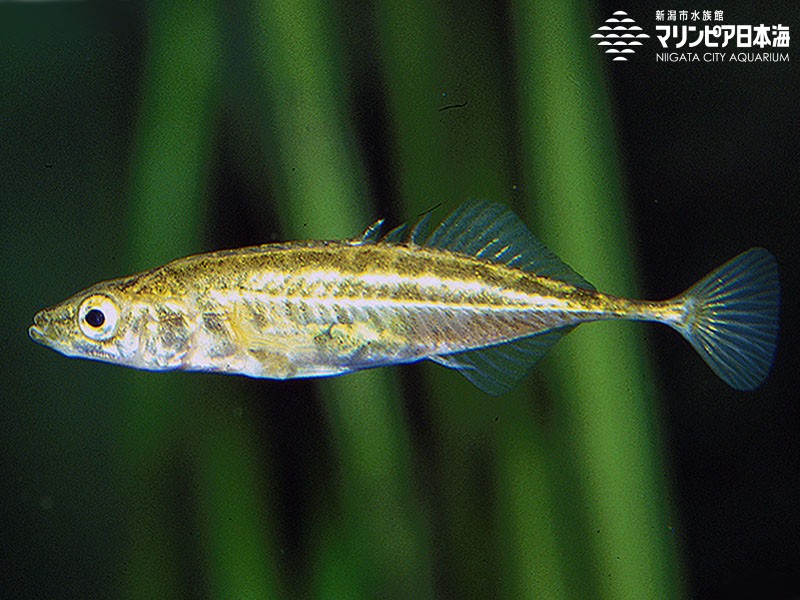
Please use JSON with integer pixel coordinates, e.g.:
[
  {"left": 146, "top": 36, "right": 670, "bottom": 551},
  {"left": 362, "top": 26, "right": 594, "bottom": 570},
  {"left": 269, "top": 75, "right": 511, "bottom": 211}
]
[{"left": 591, "top": 10, "right": 650, "bottom": 61}]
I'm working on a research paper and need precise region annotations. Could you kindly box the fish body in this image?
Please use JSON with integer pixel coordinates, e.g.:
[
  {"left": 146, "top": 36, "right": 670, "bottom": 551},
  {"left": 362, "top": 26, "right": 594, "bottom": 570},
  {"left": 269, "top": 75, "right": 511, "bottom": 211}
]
[{"left": 29, "top": 201, "right": 780, "bottom": 394}]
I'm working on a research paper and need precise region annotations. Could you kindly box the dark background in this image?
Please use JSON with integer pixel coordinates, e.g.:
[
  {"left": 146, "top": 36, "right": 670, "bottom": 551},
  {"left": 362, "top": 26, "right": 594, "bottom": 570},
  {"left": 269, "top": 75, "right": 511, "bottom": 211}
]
[{"left": 609, "top": 3, "right": 799, "bottom": 596}]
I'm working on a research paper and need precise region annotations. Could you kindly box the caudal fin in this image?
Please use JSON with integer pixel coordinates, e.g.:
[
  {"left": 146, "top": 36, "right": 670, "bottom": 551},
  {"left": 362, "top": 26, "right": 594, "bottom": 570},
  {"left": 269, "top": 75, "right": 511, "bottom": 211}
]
[{"left": 676, "top": 248, "right": 780, "bottom": 390}]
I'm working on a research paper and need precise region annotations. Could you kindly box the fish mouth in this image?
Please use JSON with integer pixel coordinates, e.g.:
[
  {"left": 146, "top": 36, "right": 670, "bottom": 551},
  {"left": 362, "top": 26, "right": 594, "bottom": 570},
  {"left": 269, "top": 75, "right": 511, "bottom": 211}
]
[
  {"left": 28, "top": 324, "right": 45, "bottom": 342},
  {"left": 29, "top": 311, "right": 48, "bottom": 344}
]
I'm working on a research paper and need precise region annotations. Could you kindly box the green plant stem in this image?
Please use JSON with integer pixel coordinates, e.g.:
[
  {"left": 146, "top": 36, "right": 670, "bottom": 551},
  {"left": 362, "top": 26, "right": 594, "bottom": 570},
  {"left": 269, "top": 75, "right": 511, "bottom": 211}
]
[
  {"left": 249, "top": 0, "right": 433, "bottom": 595},
  {"left": 119, "top": 4, "right": 279, "bottom": 599},
  {"left": 512, "top": 1, "right": 684, "bottom": 597}
]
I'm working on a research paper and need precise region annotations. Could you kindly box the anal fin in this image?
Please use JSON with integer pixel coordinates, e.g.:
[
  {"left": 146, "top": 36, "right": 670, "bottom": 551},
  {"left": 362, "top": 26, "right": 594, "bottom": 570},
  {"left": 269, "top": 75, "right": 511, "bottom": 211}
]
[{"left": 430, "top": 326, "right": 574, "bottom": 395}]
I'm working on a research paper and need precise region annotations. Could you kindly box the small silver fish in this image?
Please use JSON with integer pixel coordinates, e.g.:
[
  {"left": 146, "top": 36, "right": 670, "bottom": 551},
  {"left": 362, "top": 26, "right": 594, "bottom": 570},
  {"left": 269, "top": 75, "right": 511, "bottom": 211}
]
[{"left": 29, "top": 201, "right": 780, "bottom": 394}]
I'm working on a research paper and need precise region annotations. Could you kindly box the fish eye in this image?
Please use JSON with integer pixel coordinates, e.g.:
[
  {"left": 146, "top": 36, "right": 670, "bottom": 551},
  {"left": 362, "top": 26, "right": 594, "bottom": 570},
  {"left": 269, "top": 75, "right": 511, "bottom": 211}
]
[
  {"left": 78, "top": 295, "right": 120, "bottom": 341},
  {"left": 85, "top": 309, "right": 105, "bottom": 327}
]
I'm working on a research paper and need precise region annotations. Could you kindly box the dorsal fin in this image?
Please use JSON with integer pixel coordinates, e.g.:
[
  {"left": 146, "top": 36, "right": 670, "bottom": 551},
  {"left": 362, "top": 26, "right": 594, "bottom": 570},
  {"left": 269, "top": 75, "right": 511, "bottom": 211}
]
[
  {"left": 420, "top": 200, "right": 594, "bottom": 290},
  {"left": 409, "top": 212, "right": 434, "bottom": 245},
  {"left": 358, "top": 219, "right": 384, "bottom": 244},
  {"left": 430, "top": 327, "right": 574, "bottom": 395},
  {"left": 361, "top": 200, "right": 593, "bottom": 289},
  {"left": 382, "top": 223, "right": 408, "bottom": 243}
]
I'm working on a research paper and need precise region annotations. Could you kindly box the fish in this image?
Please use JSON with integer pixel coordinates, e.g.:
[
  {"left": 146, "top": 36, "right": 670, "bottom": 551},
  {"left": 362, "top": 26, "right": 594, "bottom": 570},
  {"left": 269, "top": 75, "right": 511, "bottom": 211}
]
[{"left": 28, "top": 200, "right": 780, "bottom": 395}]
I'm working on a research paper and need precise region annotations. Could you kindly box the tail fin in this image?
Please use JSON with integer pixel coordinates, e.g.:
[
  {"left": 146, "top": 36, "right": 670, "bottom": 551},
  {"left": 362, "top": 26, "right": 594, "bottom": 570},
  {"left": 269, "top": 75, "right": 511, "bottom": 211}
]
[{"left": 675, "top": 248, "right": 779, "bottom": 390}]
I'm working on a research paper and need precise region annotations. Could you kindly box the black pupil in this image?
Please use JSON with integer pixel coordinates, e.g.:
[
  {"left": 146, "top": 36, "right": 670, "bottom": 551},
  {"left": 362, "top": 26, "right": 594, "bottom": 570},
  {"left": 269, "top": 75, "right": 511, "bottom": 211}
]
[{"left": 85, "top": 309, "right": 105, "bottom": 328}]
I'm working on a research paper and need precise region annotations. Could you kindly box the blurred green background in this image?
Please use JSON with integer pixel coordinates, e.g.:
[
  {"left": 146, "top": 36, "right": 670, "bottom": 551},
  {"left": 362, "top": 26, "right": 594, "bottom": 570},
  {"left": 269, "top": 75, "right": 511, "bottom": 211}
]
[{"left": 1, "top": 1, "right": 797, "bottom": 598}]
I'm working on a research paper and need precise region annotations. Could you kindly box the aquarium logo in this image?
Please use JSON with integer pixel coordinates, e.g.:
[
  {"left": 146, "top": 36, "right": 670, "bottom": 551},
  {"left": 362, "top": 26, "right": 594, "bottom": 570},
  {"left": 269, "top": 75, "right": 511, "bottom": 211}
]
[
  {"left": 591, "top": 10, "right": 650, "bottom": 61},
  {"left": 592, "top": 9, "right": 791, "bottom": 64}
]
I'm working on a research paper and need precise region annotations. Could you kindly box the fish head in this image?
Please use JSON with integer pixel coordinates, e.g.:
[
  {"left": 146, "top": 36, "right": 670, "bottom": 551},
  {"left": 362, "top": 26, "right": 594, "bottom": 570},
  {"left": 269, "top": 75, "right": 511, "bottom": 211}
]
[
  {"left": 29, "top": 279, "right": 193, "bottom": 371},
  {"left": 29, "top": 282, "right": 142, "bottom": 366}
]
